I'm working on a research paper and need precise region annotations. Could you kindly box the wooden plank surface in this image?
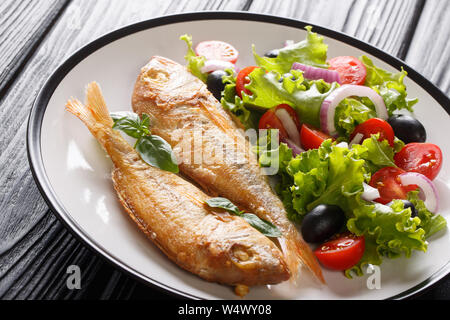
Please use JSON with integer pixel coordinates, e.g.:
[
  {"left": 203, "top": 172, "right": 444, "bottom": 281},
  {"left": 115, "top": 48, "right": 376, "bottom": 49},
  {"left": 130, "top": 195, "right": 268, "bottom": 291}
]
[
  {"left": 0, "top": 0, "right": 70, "bottom": 96},
  {"left": 405, "top": 0, "right": 450, "bottom": 95},
  {"left": 0, "top": 0, "right": 449, "bottom": 300}
]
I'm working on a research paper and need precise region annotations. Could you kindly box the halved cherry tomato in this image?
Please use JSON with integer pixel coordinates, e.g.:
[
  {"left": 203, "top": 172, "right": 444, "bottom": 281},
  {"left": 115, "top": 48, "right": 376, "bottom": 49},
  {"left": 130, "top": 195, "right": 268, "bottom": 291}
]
[
  {"left": 259, "top": 104, "right": 302, "bottom": 144},
  {"left": 236, "top": 66, "right": 259, "bottom": 98},
  {"left": 369, "top": 167, "right": 418, "bottom": 204},
  {"left": 300, "top": 124, "right": 332, "bottom": 150},
  {"left": 259, "top": 109, "right": 289, "bottom": 142},
  {"left": 350, "top": 118, "right": 395, "bottom": 147},
  {"left": 195, "top": 40, "right": 239, "bottom": 63},
  {"left": 314, "top": 232, "right": 365, "bottom": 270},
  {"left": 274, "top": 104, "right": 302, "bottom": 132},
  {"left": 394, "top": 143, "right": 443, "bottom": 180},
  {"left": 328, "top": 56, "right": 367, "bottom": 85}
]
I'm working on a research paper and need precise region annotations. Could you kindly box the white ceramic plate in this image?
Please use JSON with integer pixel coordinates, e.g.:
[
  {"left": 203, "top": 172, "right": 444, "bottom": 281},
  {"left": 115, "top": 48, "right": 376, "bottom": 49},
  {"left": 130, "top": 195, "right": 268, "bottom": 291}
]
[{"left": 28, "top": 12, "right": 450, "bottom": 300}]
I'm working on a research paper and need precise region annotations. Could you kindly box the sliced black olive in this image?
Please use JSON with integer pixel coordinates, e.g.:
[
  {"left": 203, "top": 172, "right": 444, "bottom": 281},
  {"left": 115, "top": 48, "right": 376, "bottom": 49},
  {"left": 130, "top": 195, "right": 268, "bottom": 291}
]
[
  {"left": 387, "top": 199, "right": 418, "bottom": 217},
  {"left": 387, "top": 114, "right": 426, "bottom": 144},
  {"left": 264, "top": 49, "right": 280, "bottom": 58},
  {"left": 301, "top": 204, "right": 346, "bottom": 243},
  {"left": 206, "top": 70, "right": 228, "bottom": 101}
]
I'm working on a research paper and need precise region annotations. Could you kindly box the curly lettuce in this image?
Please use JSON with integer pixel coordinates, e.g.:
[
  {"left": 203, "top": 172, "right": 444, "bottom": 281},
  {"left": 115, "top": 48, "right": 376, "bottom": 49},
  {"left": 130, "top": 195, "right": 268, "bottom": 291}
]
[
  {"left": 220, "top": 70, "right": 261, "bottom": 129},
  {"left": 180, "top": 34, "right": 207, "bottom": 82},
  {"left": 408, "top": 191, "right": 447, "bottom": 238},
  {"left": 360, "top": 55, "right": 418, "bottom": 115},
  {"left": 243, "top": 68, "right": 339, "bottom": 128},
  {"left": 253, "top": 26, "right": 329, "bottom": 74},
  {"left": 259, "top": 137, "right": 445, "bottom": 277}
]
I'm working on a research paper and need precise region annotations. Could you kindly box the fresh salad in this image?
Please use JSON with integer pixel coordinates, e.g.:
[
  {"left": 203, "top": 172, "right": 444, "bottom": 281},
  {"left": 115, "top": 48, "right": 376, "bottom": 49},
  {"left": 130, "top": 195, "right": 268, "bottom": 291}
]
[{"left": 180, "top": 27, "right": 446, "bottom": 277}]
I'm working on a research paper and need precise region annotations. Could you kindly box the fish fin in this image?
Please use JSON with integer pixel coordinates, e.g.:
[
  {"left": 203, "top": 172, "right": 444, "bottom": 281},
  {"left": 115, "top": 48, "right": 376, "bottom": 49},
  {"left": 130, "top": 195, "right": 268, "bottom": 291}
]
[
  {"left": 280, "top": 232, "right": 325, "bottom": 284},
  {"left": 66, "top": 82, "right": 113, "bottom": 128},
  {"left": 66, "top": 97, "right": 95, "bottom": 127},
  {"left": 85, "top": 82, "right": 114, "bottom": 127}
]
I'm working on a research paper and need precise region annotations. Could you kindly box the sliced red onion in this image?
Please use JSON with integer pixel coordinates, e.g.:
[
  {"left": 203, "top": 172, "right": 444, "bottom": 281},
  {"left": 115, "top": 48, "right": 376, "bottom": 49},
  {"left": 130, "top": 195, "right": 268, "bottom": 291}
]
[
  {"left": 361, "top": 182, "right": 380, "bottom": 201},
  {"left": 349, "top": 133, "right": 364, "bottom": 147},
  {"left": 399, "top": 172, "right": 439, "bottom": 213},
  {"left": 320, "top": 85, "right": 388, "bottom": 136},
  {"left": 201, "top": 59, "right": 235, "bottom": 73},
  {"left": 275, "top": 108, "right": 301, "bottom": 146},
  {"left": 284, "top": 138, "right": 305, "bottom": 156},
  {"left": 292, "top": 62, "right": 341, "bottom": 84},
  {"left": 284, "top": 40, "right": 295, "bottom": 47}
]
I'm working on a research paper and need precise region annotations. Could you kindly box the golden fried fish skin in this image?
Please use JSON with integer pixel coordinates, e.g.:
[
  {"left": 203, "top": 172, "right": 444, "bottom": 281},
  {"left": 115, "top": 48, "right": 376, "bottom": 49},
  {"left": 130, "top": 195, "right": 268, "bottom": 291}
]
[
  {"left": 132, "top": 56, "right": 324, "bottom": 283},
  {"left": 66, "top": 82, "right": 290, "bottom": 287}
]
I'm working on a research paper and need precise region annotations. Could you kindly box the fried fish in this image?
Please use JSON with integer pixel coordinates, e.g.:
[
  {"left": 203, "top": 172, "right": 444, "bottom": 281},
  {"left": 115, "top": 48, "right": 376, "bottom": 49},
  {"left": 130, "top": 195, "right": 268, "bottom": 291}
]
[
  {"left": 66, "top": 82, "right": 290, "bottom": 290},
  {"left": 132, "top": 56, "right": 324, "bottom": 283}
]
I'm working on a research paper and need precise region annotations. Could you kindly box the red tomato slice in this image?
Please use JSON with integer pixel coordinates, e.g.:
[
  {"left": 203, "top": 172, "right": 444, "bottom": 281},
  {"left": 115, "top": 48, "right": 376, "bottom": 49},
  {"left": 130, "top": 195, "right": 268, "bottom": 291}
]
[
  {"left": 195, "top": 40, "right": 239, "bottom": 63},
  {"left": 236, "top": 66, "right": 259, "bottom": 98},
  {"left": 394, "top": 143, "right": 443, "bottom": 180},
  {"left": 328, "top": 56, "right": 367, "bottom": 85},
  {"left": 300, "top": 124, "right": 332, "bottom": 150},
  {"left": 274, "top": 104, "right": 302, "bottom": 132},
  {"left": 369, "top": 167, "right": 418, "bottom": 204},
  {"left": 350, "top": 118, "right": 395, "bottom": 147},
  {"left": 259, "top": 109, "right": 289, "bottom": 142},
  {"left": 314, "top": 232, "right": 365, "bottom": 270}
]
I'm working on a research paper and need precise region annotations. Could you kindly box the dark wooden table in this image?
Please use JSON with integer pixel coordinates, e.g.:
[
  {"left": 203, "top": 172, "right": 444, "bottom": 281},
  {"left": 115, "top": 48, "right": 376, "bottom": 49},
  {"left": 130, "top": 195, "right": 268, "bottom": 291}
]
[{"left": 1, "top": 0, "right": 449, "bottom": 300}]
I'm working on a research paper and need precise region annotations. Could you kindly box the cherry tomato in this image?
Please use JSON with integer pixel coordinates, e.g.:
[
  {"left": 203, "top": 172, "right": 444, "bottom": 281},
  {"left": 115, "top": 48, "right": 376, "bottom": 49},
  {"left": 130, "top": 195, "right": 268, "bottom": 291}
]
[
  {"left": 328, "top": 56, "right": 367, "bottom": 85},
  {"left": 350, "top": 118, "right": 395, "bottom": 147},
  {"left": 236, "top": 66, "right": 259, "bottom": 98},
  {"left": 394, "top": 143, "right": 443, "bottom": 180},
  {"left": 274, "top": 104, "right": 302, "bottom": 132},
  {"left": 195, "top": 40, "right": 239, "bottom": 63},
  {"left": 369, "top": 167, "right": 418, "bottom": 204},
  {"left": 300, "top": 124, "right": 332, "bottom": 150},
  {"left": 259, "top": 109, "right": 289, "bottom": 142},
  {"left": 314, "top": 232, "right": 365, "bottom": 270}
]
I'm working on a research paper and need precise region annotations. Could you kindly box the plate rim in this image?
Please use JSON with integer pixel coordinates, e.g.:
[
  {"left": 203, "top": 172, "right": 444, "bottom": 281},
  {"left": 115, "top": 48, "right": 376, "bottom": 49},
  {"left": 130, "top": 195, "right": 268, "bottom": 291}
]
[{"left": 27, "top": 10, "right": 450, "bottom": 300}]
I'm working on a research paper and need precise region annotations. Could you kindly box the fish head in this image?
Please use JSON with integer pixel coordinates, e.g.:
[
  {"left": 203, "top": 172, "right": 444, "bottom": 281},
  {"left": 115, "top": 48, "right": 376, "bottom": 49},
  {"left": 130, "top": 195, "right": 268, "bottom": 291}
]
[{"left": 132, "top": 56, "right": 207, "bottom": 114}]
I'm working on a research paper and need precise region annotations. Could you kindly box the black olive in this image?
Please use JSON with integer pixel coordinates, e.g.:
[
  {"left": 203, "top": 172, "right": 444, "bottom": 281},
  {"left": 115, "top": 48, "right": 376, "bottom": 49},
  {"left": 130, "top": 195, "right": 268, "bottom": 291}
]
[
  {"left": 301, "top": 204, "right": 346, "bottom": 243},
  {"left": 279, "top": 73, "right": 297, "bottom": 83},
  {"left": 206, "top": 70, "right": 228, "bottom": 101},
  {"left": 264, "top": 49, "right": 280, "bottom": 58},
  {"left": 387, "top": 199, "right": 418, "bottom": 217},
  {"left": 387, "top": 114, "right": 426, "bottom": 144}
]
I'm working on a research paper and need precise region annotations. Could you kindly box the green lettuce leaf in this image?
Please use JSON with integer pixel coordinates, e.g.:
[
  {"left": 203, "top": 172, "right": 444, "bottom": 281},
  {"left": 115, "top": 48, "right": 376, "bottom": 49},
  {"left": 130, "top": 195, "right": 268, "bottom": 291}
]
[
  {"left": 361, "top": 55, "right": 418, "bottom": 115},
  {"left": 220, "top": 69, "right": 260, "bottom": 129},
  {"left": 345, "top": 200, "right": 426, "bottom": 278},
  {"left": 244, "top": 68, "right": 339, "bottom": 128},
  {"left": 265, "top": 138, "right": 431, "bottom": 277},
  {"left": 352, "top": 134, "right": 396, "bottom": 174},
  {"left": 408, "top": 191, "right": 447, "bottom": 238},
  {"left": 180, "top": 34, "right": 207, "bottom": 82},
  {"left": 253, "top": 26, "right": 328, "bottom": 74},
  {"left": 334, "top": 98, "right": 376, "bottom": 137}
]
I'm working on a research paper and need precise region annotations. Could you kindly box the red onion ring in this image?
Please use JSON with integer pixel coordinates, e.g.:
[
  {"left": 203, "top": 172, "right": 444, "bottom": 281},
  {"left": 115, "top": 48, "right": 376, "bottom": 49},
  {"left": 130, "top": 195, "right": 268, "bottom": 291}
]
[
  {"left": 292, "top": 62, "right": 341, "bottom": 84},
  {"left": 320, "top": 85, "right": 388, "bottom": 136},
  {"left": 399, "top": 172, "right": 439, "bottom": 213}
]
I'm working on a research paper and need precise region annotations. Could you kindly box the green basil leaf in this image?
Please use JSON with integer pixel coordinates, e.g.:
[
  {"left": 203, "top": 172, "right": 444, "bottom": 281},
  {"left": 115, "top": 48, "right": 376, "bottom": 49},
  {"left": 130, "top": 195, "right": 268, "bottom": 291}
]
[
  {"left": 111, "top": 112, "right": 144, "bottom": 139},
  {"left": 140, "top": 114, "right": 151, "bottom": 136},
  {"left": 205, "top": 197, "right": 241, "bottom": 215},
  {"left": 205, "top": 198, "right": 282, "bottom": 237},
  {"left": 242, "top": 213, "right": 282, "bottom": 238},
  {"left": 135, "top": 135, "right": 179, "bottom": 173}
]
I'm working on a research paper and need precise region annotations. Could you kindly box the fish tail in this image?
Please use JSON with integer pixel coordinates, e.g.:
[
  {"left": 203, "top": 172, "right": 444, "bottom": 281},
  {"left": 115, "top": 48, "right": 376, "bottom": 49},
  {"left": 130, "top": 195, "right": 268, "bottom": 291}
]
[
  {"left": 85, "top": 82, "right": 114, "bottom": 127},
  {"left": 66, "top": 82, "right": 114, "bottom": 135},
  {"left": 280, "top": 231, "right": 325, "bottom": 284}
]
